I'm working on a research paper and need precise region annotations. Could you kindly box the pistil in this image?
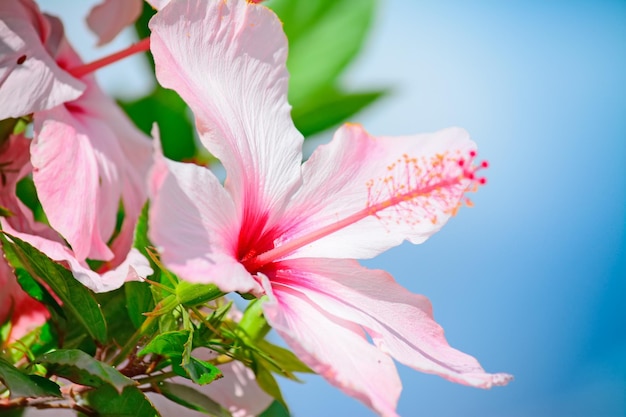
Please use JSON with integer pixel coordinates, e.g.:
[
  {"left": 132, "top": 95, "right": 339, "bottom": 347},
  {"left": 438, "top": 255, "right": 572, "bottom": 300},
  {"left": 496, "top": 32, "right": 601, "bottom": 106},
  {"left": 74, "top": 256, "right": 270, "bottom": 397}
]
[
  {"left": 67, "top": 38, "right": 151, "bottom": 78},
  {"left": 250, "top": 151, "right": 487, "bottom": 268}
]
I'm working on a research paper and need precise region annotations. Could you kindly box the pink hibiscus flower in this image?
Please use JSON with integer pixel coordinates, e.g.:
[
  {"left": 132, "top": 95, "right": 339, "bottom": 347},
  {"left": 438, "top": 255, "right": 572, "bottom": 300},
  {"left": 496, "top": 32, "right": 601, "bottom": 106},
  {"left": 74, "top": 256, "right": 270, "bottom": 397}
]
[
  {"left": 0, "top": 135, "right": 50, "bottom": 343},
  {"left": 147, "top": 0, "right": 512, "bottom": 415},
  {"left": 0, "top": 0, "right": 153, "bottom": 281}
]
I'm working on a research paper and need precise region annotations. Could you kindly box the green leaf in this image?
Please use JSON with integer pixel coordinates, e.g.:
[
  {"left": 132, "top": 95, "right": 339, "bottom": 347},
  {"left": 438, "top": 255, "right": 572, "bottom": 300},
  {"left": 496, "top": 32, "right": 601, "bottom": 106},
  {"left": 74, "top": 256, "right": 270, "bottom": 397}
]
[
  {"left": 133, "top": 203, "right": 152, "bottom": 259},
  {"left": 96, "top": 289, "right": 137, "bottom": 345},
  {"left": 139, "top": 330, "right": 222, "bottom": 385},
  {"left": 0, "top": 118, "right": 18, "bottom": 146},
  {"left": 125, "top": 281, "right": 154, "bottom": 329},
  {"left": 183, "top": 356, "right": 221, "bottom": 386},
  {"left": 0, "top": 357, "right": 61, "bottom": 399},
  {"left": 15, "top": 177, "right": 47, "bottom": 225},
  {"left": 82, "top": 384, "right": 160, "bottom": 417},
  {"left": 0, "top": 233, "right": 108, "bottom": 343},
  {"left": 292, "top": 89, "right": 387, "bottom": 137},
  {"left": 237, "top": 298, "right": 270, "bottom": 343},
  {"left": 157, "top": 381, "right": 231, "bottom": 417},
  {"left": 119, "top": 87, "right": 197, "bottom": 162},
  {"left": 37, "top": 349, "right": 133, "bottom": 393},
  {"left": 0, "top": 205, "right": 14, "bottom": 217},
  {"left": 256, "top": 339, "right": 313, "bottom": 376},
  {"left": 139, "top": 330, "right": 189, "bottom": 358},
  {"left": 268, "top": 0, "right": 376, "bottom": 108},
  {"left": 176, "top": 281, "right": 224, "bottom": 308},
  {"left": 14, "top": 267, "right": 64, "bottom": 319},
  {"left": 254, "top": 366, "right": 287, "bottom": 410},
  {"left": 260, "top": 400, "right": 291, "bottom": 417}
]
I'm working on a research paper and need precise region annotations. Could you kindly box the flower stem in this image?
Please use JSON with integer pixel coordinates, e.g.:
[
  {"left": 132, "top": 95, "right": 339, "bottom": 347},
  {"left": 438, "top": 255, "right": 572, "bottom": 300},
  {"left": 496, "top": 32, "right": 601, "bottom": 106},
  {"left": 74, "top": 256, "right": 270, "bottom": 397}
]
[
  {"left": 110, "top": 312, "right": 156, "bottom": 367},
  {"left": 134, "top": 370, "right": 179, "bottom": 386},
  {"left": 68, "top": 38, "right": 151, "bottom": 78}
]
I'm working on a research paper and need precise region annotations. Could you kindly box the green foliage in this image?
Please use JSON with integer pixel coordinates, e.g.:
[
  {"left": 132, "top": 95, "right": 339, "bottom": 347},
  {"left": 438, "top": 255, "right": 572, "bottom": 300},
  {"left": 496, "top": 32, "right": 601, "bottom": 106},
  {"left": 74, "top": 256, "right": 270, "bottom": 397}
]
[
  {"left": 260, "top": 400, "right": 291, "bottom": 417},
  {"left": 139, "top": 330, "right": 190, "bottom": 358},
  {"left": 1, "top": 5, "right": 384, "bottom": 415},
  {"left": 267, "top": 0, "right": 386, "bottom": 137},
  {"left": 176, "top": 281, "right": 224, "bottom": 308},
  {"left": 0, "top": 233, "right": 108, "bottom": 343},
  {"left": 292, "top": 88, "right": 388, "bottom": 137},
  {"left": 36, "top": 349, "right": 134, "bottom": 393},
  {"left": 0, "top": 357, "right": 61, "bottom": 399},
  {"left": 157, "top": 381, "right": 231, "bottom": 417},
  {"left": 125, "top": 281, "right": 154, "bottom": 329},
  {"left": 119, "top": 87, "right": 198, "bottom": 162},
  {"left": 82, "top": 384, "right": 160, "bottom": 417}
]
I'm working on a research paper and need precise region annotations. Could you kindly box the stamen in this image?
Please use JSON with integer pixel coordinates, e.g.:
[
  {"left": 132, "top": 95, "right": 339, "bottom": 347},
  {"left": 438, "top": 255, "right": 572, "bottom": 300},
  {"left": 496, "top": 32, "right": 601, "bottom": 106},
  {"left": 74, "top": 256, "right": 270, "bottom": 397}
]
[
  {"left": 250, "top": 150, "right": 488, "bottom": 268},
  {"left": 67, "top": 38, "right": 151, "bottom": 78}
]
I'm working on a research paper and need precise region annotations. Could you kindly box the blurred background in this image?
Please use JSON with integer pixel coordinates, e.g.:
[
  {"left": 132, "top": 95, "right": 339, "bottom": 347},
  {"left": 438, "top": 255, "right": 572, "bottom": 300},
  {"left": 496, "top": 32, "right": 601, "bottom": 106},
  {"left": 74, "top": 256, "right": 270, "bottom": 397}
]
[{"left": 41, "top": 0, "right": 626, "bottom": 416}]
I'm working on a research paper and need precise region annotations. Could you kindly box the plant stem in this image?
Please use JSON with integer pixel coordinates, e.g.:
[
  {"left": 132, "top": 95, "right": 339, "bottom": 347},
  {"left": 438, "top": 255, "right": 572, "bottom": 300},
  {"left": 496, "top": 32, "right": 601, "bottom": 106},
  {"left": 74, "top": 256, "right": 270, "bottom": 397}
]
[{"left": 110, "top": 313, "right": 156, "bottom": 367}]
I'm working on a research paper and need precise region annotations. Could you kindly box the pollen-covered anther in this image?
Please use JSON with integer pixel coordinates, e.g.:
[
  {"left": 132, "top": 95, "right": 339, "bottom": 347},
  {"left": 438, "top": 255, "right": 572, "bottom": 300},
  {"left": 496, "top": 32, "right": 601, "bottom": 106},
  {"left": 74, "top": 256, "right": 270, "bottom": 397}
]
[{"left": 365, "top": 149, "right": 489, "bottom": 226}]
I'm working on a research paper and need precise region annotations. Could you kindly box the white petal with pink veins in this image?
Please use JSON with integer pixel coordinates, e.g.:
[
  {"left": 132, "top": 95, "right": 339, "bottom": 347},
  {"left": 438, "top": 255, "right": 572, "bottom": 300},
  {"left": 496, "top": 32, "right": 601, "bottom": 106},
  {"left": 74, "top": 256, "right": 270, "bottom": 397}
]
[{"left": 149, "top": 0, "right": 303, "bottom": 225}]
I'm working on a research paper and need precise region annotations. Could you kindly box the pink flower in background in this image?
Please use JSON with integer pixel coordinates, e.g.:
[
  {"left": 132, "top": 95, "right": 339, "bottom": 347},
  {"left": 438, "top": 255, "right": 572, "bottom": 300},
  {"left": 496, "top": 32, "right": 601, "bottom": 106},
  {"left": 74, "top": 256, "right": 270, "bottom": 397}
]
[
  {"left": 85, "top": 0, "right": 265, "bottom": 47},
  {"left": 0, "top": 135, "right": 49, "bottom": 343},
  {"left": 0, "top": 0, "right": 84, "bottom": 119},
  {"left": 0, "top": 256, "right": 48, "bottom": 343},
  {"left": 148, "top": 358, "right": 273, "bottom": 417},
  {"left": 0, "top": 0, "right": 153, "bottom": 291},
  {"left": 86, "top": 0, "right": 144, "bottom": 46},
  {"left": 148, "top": 0, "right": 512, "bottom": 415}
]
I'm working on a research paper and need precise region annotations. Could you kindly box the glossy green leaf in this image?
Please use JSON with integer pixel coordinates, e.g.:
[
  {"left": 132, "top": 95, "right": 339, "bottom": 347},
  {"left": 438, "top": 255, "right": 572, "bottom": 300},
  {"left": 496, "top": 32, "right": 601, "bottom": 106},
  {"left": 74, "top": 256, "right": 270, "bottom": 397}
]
[
  {"left": 125, "top": 281, "right": 154, "bottom": 329},
  {"left": 157, "top": 381, "right": 231, "bottom": 416},
  {"left": 37, "top": 349, "right": 133, "bottom": 393},
  {"left": 139, "top": 330, "right": 189, "bottom": 358},
  {"left": 0, "top": 205, "right": 14, "bottom": 217},
  {"left": 237, "top": 298, "right": 270, "bottom": 343},
  {"left": 176, "top": 281, "right": 224, "bottom": 308},
  {"left": 268, "top": 0, "right": 376, "bottom": 108},
  {"left": 260, "top": 400, "right": 291, "bottom": 417},
  {"left": 119, "top": 87, "right": 196, "bottom": 162},
  {"left": 82, "top": 384, "right": 160, "bottom": 417},
  {"left": 0, "top": 357, "right": 61, "bottom": 399},
  {"left": 95, "top": 289, "right": 137, "bottom": 345},
  {"left": 14, "top": 177, "right": 47, "bottom": 226},
  {"left": 133, "top": 203, "right": 152, "bottom": 259},
  {"left": 139, "top": 330, "right": 222, "bottom": 385},
  {"left": 256, "top": 339, "right": 313, "bottom": 376},
  {"left": 183, "top": 356, "right": 222, "bottom": 386},
  {"left": 292, "top": 89, "right": 388, "bottom": 137},
  {"left": 14, "top": 267, "right": 64, "bottom": 319},
  {"left": 0, "top": 233, "right": 107, "bottom": 343},
  {"left": 254, "top": 366, "right": 287, "bottom": 409}
]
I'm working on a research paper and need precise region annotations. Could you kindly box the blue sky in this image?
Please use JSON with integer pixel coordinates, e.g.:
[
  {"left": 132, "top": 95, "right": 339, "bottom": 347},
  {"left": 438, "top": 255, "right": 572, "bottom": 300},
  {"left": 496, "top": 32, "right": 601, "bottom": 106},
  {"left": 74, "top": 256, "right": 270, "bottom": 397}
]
[{"left": 42, "top": 1, "right": 626, "bottom": 416}]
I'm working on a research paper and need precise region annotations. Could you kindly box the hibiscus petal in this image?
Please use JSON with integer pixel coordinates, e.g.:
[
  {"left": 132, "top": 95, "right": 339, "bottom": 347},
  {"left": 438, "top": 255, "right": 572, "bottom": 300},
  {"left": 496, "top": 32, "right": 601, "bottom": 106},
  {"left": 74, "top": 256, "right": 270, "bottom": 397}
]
[
  {"left": 31, "top": 36, "right": 152, "bottom": 264},
  {"left": 86, "top": 0, "right": 143, "bottom": 46},
  {"left": 148, "top": 150, "right": 260, "bottom": 295},
  {"left": 70, "top": 69, "right": 153, "bottom": 266},
  {"left": 0, "top": 134, "right": 54, "bottom": 238},
  {"left": 1, "top": 224, "right": 152, "bottom": 292},
  {"left": 270, "top": 258, "right": 513, "bottom": 389},
  {"left": 149, "top": 0, "right": 303, "bottom": 223},
  {"left": 0, "top": 0, "right": 84, "bottom": 119},
  {"left": 281, "top": 124, "right": 477, "bottom": 260},
  {"left": 31, "top": 117, "right": 114, "bottom": 262},
  {"left": 261, "top": 275, "right": 402, "bottom": 417}
]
